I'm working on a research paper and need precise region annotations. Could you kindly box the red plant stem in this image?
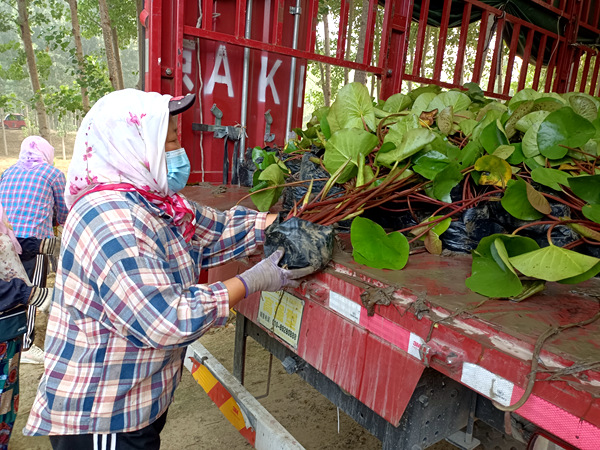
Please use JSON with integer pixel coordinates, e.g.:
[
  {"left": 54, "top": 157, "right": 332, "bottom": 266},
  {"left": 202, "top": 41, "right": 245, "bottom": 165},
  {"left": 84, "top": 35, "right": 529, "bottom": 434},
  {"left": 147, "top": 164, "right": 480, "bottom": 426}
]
[
  {"left": 542, "top": 192, "right": 585, "bottom": 211},
  {"left": 511, "top": 220, "right": 558, "bottom": 235},
  {"left": 394, "top": 190, "right": 503, "bottom": 235}
]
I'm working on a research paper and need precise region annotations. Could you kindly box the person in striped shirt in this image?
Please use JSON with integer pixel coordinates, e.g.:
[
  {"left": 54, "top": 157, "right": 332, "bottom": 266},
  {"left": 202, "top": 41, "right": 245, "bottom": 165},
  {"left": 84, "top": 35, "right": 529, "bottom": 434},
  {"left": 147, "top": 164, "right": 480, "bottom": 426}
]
[{"left": 23, "top": 89, "right": 314, "bottom": 450}]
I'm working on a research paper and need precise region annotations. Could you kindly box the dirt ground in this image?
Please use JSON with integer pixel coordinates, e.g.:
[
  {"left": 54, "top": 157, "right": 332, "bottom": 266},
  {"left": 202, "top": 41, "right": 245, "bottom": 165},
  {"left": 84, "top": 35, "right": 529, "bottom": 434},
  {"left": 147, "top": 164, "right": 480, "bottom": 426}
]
[{"left": 2, "top": 128, "right": 463, "bottom": 450}]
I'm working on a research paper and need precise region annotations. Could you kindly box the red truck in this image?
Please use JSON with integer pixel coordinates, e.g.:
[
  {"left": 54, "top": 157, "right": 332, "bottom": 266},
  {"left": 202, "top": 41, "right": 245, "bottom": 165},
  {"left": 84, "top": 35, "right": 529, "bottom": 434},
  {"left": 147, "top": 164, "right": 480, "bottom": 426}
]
[{"left": 142, "top": 1, "right": 600, "bottom": 448}]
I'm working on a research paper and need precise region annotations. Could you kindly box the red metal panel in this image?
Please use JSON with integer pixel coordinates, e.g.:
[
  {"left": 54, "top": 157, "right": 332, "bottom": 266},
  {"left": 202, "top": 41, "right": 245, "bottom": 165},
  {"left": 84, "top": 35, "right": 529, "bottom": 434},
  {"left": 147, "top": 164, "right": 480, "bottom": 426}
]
[
  {"left": 453, "top": 2, "right": 472, "bottom": 86},
  {"left": 362, "top": 0, "right": 377, "bottom": 66},
  {"left": 336, "top": 0, "right": 350, "bottom": 60},
  {"left": 411, "top": 0, "right": 430, "bottom": 78},
  {"left": 379, "top": 0, "right": 412, "bottom": 99},
  {"left": 580, "top": 50, "right": 593, "bottom": 93},
  {"left": 271, "top": 0, "right": 285, "bottom": 45},
  {"left": 296, "top": 300, "right": 371, "bottom": 401},
  {"left": 517, "top": 28, "right": 535, "bottom": 91},
  {"left": 356, "top": 334, "right": 424, "bottom": 425},
  {"left": 471, "top": 10, "right": 488, "bottom": 85},
  {"left": 502, "top": 23, "right": 521, "bottom": 97},
  {"left": 531, "top": 33, "right": 547, "bottom": 91},
  {"left": 433, "top": 0, "right": 452, "bottom": 81},
  {"left": 590, "top": 54, "right": 600, "bottom": 96},
  {"left": 486, "top": 16, "right": 505, "bottom": 93}
]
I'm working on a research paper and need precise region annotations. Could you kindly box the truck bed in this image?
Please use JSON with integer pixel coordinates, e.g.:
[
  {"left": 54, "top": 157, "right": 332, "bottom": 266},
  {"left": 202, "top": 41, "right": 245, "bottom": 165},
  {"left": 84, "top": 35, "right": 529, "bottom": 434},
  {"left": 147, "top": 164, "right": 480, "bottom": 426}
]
[{"left": 182, "top": 184, "right": 600, "bottom": 449}]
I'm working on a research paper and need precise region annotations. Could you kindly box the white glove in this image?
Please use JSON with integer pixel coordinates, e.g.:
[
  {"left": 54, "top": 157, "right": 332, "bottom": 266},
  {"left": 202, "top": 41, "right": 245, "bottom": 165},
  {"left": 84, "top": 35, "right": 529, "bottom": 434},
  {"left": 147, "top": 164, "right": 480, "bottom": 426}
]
[
  {"left": 28, "top": 287, "right": 54, "bottom": 313},
  {"left": 236, "top": 248, "right": 315, "bottom": 297}
]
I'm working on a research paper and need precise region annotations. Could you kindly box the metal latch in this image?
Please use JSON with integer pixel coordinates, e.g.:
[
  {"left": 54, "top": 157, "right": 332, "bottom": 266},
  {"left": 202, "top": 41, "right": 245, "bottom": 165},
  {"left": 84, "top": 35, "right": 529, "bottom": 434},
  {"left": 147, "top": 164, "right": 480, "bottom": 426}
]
[{"left": 264, "top": 110, "right": 275, "bottom": 142}]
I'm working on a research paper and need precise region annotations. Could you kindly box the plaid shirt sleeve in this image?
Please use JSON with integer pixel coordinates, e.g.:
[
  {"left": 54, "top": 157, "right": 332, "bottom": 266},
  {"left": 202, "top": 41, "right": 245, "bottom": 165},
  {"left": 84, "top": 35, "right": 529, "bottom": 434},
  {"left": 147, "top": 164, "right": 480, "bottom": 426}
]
[
  {"left": 66, "top": 193, "right": 230, "bottom": 349},
  {"left": 50, "top": 169, "right": 68, "bottom": 225},
  {"left": 191, "top": 202, "right": 269, "bottom": 269}
]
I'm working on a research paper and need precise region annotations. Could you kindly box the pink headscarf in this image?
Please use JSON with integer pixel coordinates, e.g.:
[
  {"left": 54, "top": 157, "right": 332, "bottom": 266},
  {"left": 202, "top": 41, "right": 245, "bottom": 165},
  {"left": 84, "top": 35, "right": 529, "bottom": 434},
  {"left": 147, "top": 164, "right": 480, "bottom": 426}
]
[
  {"left": 18, "top": 136, "right": 55, "bottom": 170},
  {"left": 0, "top": 203, "right": 21, "bottom": 254}
]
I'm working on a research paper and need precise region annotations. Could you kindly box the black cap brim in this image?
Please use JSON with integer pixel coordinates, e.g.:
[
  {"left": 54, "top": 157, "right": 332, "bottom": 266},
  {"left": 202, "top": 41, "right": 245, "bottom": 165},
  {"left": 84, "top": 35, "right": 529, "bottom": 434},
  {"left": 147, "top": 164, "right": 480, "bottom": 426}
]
[{"left": 168, "top": 93, "right": 196, "bottom": 115}]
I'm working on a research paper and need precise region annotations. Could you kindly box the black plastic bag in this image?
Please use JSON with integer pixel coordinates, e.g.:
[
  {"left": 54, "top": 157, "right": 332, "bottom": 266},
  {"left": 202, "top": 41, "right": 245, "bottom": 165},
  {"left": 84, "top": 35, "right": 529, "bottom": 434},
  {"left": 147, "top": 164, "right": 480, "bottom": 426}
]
[{"left": 264, "top": 216, "right": 334, "bottom": 271}]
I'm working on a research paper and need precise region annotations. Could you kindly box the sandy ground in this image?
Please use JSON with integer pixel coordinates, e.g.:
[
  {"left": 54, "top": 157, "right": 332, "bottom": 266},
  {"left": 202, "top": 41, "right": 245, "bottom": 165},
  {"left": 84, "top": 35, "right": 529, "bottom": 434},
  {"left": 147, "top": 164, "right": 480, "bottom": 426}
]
[{"left": 1, "top": 128, "right": 463, "bottom": 450}]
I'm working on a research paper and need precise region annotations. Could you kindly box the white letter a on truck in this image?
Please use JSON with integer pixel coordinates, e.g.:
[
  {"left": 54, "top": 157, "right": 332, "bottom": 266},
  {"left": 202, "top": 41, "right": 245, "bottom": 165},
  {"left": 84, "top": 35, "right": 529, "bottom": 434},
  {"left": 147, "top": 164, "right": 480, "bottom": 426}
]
[
  {"left": 259, "top": 56, "right": 281, "bottom": 104},
  {"left": 205, "top": 45, "right": 234, "bottom": 97}
]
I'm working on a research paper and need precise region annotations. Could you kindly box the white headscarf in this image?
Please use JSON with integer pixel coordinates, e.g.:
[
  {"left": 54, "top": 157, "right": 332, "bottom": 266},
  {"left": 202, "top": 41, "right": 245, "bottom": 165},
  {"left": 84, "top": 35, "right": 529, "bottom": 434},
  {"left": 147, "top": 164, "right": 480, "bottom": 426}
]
[
  {"left": 66, "top": 89, "right": 172, "bottom": 208},
  {"left": 65, "top": 89, "right": 196, "bottom": 241}
]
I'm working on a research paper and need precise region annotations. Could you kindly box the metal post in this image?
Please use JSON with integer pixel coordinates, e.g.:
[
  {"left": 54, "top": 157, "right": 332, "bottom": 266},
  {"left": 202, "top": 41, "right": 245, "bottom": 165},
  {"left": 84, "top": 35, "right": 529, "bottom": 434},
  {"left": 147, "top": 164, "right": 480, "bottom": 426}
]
[
  {"left": 238, "top": 0, "right": 253, "bottom": 184},
  {"left": 285, "top": 0, "right": 302, "bottom": 142}
]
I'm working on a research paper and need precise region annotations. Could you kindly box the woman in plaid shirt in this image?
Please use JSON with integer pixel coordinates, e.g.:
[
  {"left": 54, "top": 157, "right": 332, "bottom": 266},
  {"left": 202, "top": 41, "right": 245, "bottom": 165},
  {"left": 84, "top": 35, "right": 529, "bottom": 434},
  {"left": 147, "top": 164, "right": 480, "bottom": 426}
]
[{"left": 23, "top": 89, "right": 313, "bottom": 450}]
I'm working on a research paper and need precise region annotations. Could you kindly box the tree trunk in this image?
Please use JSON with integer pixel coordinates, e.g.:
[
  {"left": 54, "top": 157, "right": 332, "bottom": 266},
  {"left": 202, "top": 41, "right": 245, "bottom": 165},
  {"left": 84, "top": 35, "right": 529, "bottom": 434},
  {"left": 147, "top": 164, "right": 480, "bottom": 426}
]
[
  {"left": 136, "top": 0, "right": 144, "bottom": 90},
  {"left": 62, "top": 134, "right": 66, "bottom": 160},
  {"left": 343, "top": 0, "right": 354, "bottom": 85},
  {"left": 111, "top": 27, "right": 125, "bottom": 89},
  {"left": 17, "top": 0, "right": 51, "bottom": 141},
  {"left": 353, "top": 0, "right": 370, "bottom": 85},
  {"left": 67, "top": 0, "right": 90, "bottom": 112},
  {"left": 1, "top": 108, "right": 7, "bottom": 156},
  {"left": 98, "top": 0, "right": 121, "bottom": 90},
  {"left": 322, "top": 8, "right": 331, "bottom": 107}
]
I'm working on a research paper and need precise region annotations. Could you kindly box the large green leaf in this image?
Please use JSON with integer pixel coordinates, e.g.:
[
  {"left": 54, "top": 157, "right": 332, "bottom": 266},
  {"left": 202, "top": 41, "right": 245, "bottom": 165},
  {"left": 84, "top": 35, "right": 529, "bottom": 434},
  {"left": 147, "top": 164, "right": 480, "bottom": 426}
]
[
  {"left": 568, "top": 175, "right": 600, "bottom": 204},
  {"left": 515, "top": 110, "right": 551, "bottom": 133},
  {"left": 474, "top": 154, "right": 512, "bottom": 187},
  {"left": 351, "top": 217, "right": 409, "bottom": 270},
  {"left": 501, "top": 179, "right": 544, "bottom": 220},
  {"left": 460, "top": 141, "right": 483, "bottom": 167},
  {"left": 505, "top": 101, "right": 534, "bottom": 138},
  {"left": 466, "top": 234, "right": 540, "bottom": 297},
  {"left": 521, "top": 121, "right": 543, "bottom": 158},
  {"left": 558, "top": 262, "right": 600, "bottom": 284},
  {"left": 433, "top": 162, "right": 463, "bottom": 202},
  {"left": 383, "top": 113, "right": 420, "bottom": 148},
  {"left": 509, "top": 245, "right": 600, "bottom": 282},
  {"left": 250, "top": 164, "right": 285, "bottom": 211},
  {"left": 508, "top": 88, "right": 540, "bottom": 106},
  {"left": 383, "top": 93, "right": 412, "bottom": 113},
  {"left": 328, "top": 82, "right": 376, "bottom": 132},
  {"left": 568, "top": 94, "right": 599, "bottom": 121},
  {"left": 428, "top": 91, "right": 471, "bottom": 113},
  {"left": 411, "top": 92, "right": 437, "bottom": 116},
  {"left": 377, "top": 128, "right": 437, "bottom": 167},
  {"left": 480, "top": 120, "right": 509, "bottom": 153},
  {"left": 323, "top": 129, "right": 379, "bottom": 183},
  {"left": 413, "top": 150, "right": 450, "bottom": 180},
  {"left": 537, "top": 107, "right": 596, "bottom": 159},
  {"left": 530, "top": 167, "right": 571, "bottom": 191},
  {"left": 466, "top": 256, "right": 523, "bottom": 297},
  {"left": 582, "top": 204, "right": 600, "bottom": 223}
]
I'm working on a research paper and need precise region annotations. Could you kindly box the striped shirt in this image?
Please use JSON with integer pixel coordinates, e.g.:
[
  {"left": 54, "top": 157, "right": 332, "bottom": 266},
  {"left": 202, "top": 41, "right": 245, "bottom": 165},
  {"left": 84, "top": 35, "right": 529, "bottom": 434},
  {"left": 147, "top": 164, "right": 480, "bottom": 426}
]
[
  {"left": 0, "top": 163, "right": 68, "bottom": 238},
  {"left": 24, "top": 190, "right": 268, "bottom": 435}
]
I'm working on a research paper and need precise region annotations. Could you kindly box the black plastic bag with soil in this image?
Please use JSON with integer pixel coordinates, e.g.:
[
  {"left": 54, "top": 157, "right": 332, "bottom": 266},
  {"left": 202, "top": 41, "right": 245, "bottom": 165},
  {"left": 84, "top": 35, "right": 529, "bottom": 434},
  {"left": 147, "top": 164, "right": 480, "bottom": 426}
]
[
  {"left": 237, "top": 146, "right": 279, "bottom": 187},
  {"left": 264, "top": 215, "right": 334, "bottom": 271},
  {"left": 282, "top": 152, "right": 345, "bottom": 211}
]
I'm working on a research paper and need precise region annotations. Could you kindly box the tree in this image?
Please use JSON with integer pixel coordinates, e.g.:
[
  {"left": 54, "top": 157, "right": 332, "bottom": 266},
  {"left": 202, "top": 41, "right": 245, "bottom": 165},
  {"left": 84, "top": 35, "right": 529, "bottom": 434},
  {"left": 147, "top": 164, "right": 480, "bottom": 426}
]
[
  {"left": 353, "top": 0, "right": 370, "bottom": 85},
  {"left": 16, "top": 0, "right": 50, "bottom": 141},
  {"left": 67, "top": 0, "right": 90, "bottom": 111},
  {"left": 98, "top": 0, "right": 122, "bottom": 90}
]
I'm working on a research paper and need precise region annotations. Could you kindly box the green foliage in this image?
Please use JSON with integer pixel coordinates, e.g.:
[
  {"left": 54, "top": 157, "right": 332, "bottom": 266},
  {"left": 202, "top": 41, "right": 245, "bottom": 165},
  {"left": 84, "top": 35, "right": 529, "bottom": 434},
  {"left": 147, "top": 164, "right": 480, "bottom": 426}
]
[{"left": 350, "top": 217, "right": 409, "bottom": 270}]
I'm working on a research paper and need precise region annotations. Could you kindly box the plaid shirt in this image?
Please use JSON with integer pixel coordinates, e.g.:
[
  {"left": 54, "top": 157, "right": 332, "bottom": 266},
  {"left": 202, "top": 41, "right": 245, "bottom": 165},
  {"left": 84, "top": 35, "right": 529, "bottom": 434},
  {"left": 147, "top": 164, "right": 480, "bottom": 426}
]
[
  {"left": 0, "top": 163, "right": 68, "bottom": 238},
  {"left": 24, "top": 190, "right": 267, "bottom": 435}
]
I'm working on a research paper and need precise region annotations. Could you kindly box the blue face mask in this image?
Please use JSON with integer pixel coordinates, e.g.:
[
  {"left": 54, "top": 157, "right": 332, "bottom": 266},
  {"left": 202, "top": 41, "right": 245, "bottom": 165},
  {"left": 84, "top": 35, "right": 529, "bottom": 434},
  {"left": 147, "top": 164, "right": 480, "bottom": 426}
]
[{"left": 166, "top": 148, "right": 191, "bottom": 193}]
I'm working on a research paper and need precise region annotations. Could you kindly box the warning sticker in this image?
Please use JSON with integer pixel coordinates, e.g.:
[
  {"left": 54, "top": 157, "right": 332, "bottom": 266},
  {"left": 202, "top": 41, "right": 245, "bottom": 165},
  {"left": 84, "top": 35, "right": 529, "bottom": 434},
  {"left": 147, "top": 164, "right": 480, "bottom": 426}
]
[
  {"left": 329, "top": 291, "right": 361, "bottom": 323},
  {"left": 258, "top": 291, "right": 305, "bottom": 348},
  {"left": 461, "top": 362, "right": 514, "bottom": 406}
]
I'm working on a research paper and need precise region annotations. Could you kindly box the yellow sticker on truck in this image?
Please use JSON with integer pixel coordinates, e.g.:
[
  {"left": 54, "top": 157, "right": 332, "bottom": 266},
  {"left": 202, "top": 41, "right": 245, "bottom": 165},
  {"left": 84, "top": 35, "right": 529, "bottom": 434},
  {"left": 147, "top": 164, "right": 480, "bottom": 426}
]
[{"left": 258, "top": 291, "right": 305, "bottom": 348}]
